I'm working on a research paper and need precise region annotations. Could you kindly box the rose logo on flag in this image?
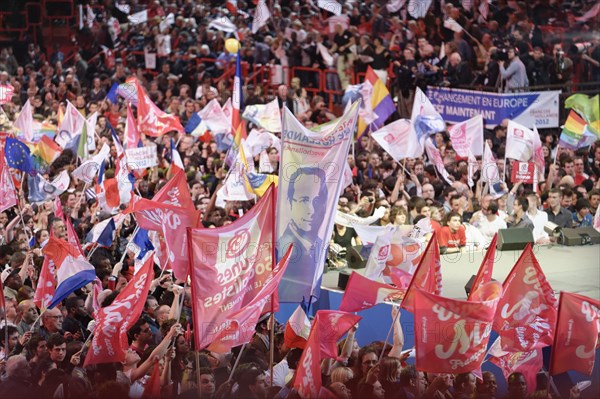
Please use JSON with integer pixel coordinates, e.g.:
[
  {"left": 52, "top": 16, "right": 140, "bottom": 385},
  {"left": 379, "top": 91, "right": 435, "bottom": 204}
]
[
  {"left": 378, "top": 245, "right": 390, "bottom": 259},
  {"left": 384, "top": 133, "right": 395, "bottom": 144},
  {"left": 226, "top": 229, "right": 251, "bottom": 259},
  {"left": 514, "top": 128, "right": 524, "bottom": 138}
]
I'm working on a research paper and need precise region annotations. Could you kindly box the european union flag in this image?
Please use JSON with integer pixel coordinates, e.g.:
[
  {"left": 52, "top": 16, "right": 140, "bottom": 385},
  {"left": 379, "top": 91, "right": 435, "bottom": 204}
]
[
  {"left": 106, "top": 82, "right": 118, "bottom": 104},
  {"left": 6, "top": 137, "right": 35, "bottom": 173}
]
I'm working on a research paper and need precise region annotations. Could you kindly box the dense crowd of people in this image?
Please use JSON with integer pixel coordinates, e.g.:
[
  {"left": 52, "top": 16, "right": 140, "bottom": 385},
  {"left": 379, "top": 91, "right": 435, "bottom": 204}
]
[{"left": 0, "top": 0, "right": 599, "bottom": 398}]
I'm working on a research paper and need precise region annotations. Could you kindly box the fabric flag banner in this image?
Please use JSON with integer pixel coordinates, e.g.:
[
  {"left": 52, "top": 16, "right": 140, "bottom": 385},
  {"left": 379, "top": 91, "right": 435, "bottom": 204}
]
[
  {"left": 408, "top": 0, "right": 432, "bottom": 18},
  {"left": 34, "top": 135, "right": 62, "bottom": 164},
  {"left": 85, "top": 217, "right": 116, "bottom": 248},
  {"left": 225, "top": 50, "right": 247, "bottom": 166},
  {"left": 116, "top": 78, "right": 138, "bottom": 106},
  {"left": 127, "top": 9, "right": 148, "bottom": 25},
  {"left": 425, "top": 139, "right": 453, "bottom": 185},
  {"left": 0, "top": 83, "right": 15, "bottom": 105},
  {"left": 444, "top": 17, "right": 463, "bottom": 33},
  {"left": 355, "top": 67, "right": 395, "bottom": 138},
  {"left": 188, "top": 185, "right": 276, "bottom": 350},
  {"left": 481, "top": 141, "right": 500, "bottom": 183},
  {"left": 33, "top": 255, "right": 56, "bottom": 310},
  {"left": 277, "top": 102, "right": 360, "bottom": 303},
  {"left": 131, "top": 228, "right": 154, "bottom": 260},
  {"left": 56, "top": 101, "right": 86, "bottom": 149},
  {"left": 205, "top": 246, "right": 292, "bottom": 353},
  {"left": 550, "top": 292, "right": 600, "bottom": 376},
  {"left": 13, "top": 99, "right": 33, "bottom": 142},
  {"left": 372, "top": 119, "right": 423, "bottom": 161},
  {"left": 318, "top": 0, "right": 342, "bottom": 15},
  {"left": 252, "top": 0, "right": 271, "bottom": 33},
  {"left": 246, "top": 171, "right": 278, "bottom": 198},
  {"left": 127, "top": 194, "right": 199, "bottom": 280},
  {"left": 42, "top": 237, "right": 96, "bottom": 309},
  {"left": 125, "top": 103, "right": 141, "bottom": 149},
  {"left": 242, "top": 99, "right": 282, "bottom": 133},
  {"left": 494, "top": 244, "right": 558, "bottom": 352},
  {"left": 339, "top": 272, "right": 404, "bottom": 312},
  {"left": 565, "top": 93, "right": 600, "bottom": 128},
  {"left": 84, "top": 255, "right": 154, "bottom": 366},
  {"left": 506, "top": 120, "right": 539, "bottom": 163},
  {"left": 208, "top": 16, "right": 237, "bottom": 33},
  {"left": 313, "top": 310, "right": 362, "bottom": 359},
  {"left": 412, "top": 88, "right": 446, "bottom": 144},
  {"left": 135, "top": 79, "right": 184, "bottom": 136},
  {"left": 284, "top": 299, "right": 311, "bottom": 350},
  {"left": 488, "top": 339, "right": 542, "bottom": 395},
  {"left": 5, "top": 137, "right": 35, "bottom": 173},
  {"left": 414, "top": 281, "right": 502, "bottom": 373},
  {"left": 198, "top": 99, "right": 232, "bottom": 136},
  {"left": 559, "top": 110, "right": 597, "bottom": 150},
  {"left": 72, "top": 143, "right": 111, "bottom": 183},
  {"left": 387, "top": 0, "right": 406, "bottom": 13},
  {"left": 364, "top": 226, "right": 395, "bottom": 280},
  {"left": 448, "top": 115, "right": 484, "bottom": 157},
  {"left": 467, "top": 234, "right": 497, "bottom": 301},
  {"left": 27, "top": 171, "right": 70, "bottom": 203},
  {"left": 384, "top": 236, "right": 426, "bottom": 284},
  {"left": 334, "top": 207, "right": 387, "bottom": 228},
  {"left": 401, "top": 233, "right": 443, "bottom": 313},
  {"left": 0, "top": 152, "right": 17, "bottom": 213}
]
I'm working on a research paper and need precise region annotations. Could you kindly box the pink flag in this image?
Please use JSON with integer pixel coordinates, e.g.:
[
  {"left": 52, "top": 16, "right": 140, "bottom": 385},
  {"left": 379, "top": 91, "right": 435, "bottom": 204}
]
[
  {"left": 425, "top": 139, "right": 453, "bottom": 185},
  {"left": 136, "top": 79, "right": 184, "bottom": 136},
  {"left": 468, "top": 234, "right": 497, "bottom": 301},
  {"left": 414, "top": 281, "right": 502, "bottom": 373},
  {"left": 125, "top": 102, "right": 141, "bottom": 149},
  {"left": 339, "top": 272, "right": 404, "bottom": 312},
  {"left": 206, "top": 246, "right": 292, "bottom": 353},
  {"left": 401, "top": 234, "right": 443, "bottom": 313},
  {"left": 152, "top": 169, "right": 195, "bottom": 210},
  {"left": 481, "top": 142, "right": 500, "bottom": 183},
  {"left": 550, "top": 292, "right": 600, "bottom": 376},
  {"left": 495, "top": 245, "right": 558, "bottom": 352},
  {"left": 0, "top": 152, "right": 17, "bottom": 213},
  {"left": 84, "top": 255, "right": 154, "bottom": 366},
  {"left": 0, "top": 84, "right": 15, "bottom": 105},
  {"left": 33, "top": 255, "right": 56, "bottom": 310},
  {"left": 13, "top": 99, "right": 33, "bottom": 142},
  {"left": 314, "top": 310, "right": 361, "bottom": 359},
  {"left": 188, "top": 185, "right": 276, "bottom": 350},
  {"left": 126, "top": 195, "right": 200, "bottom": 280}
]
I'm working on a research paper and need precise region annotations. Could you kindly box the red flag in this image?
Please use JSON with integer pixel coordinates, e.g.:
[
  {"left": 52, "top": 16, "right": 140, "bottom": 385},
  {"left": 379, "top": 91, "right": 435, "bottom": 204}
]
[
  {"left": 33, "top": 255, "right": 57, "bottom": 310},
  {"left": 468, "top": 234, "right": 497, "bottom": 301},
  {"left": 125, "top": 102, "right": 141, "bottom": 148},
  {"left": 414, "top": 281, "right": 502, "bottom": 373},
  {"left": 141, "top": 361, "right": 162, "bottom": 399},
  {"left": 401, "top": 234, "right": 443, "bottom": 313},
  {"left": 207, "top": 246, "right": 292, "bottom": 353},
  {"left": 550, "top": 292, "right": 600, "bottom": 376},
  {"left": 339, "top": 272, "right": 404, "bottom": 312},
  {"left": 188, "top": 185, "right": 276, "bottom": 350},
  {"left": 488, "top": 338, "right": 542, "bottom": 394},
  {"left": 0, "top": 84, "right": 15, "bottom": 105},
  {"left": 294, "top": 317, "right": 323, "bottom": 398},
  {"left": 84, "top": 255, "right": 154, "bottom": 366},
  {"left": 284, "top": 303, "right": 311, "bottom": 350},
  {"left": 0, "top": 151, "right": 17, "bottom": 213},
  {"left": 314, "top": 310, "right": 361, "bottom": 360},
  {"left": 126, "top": 195, "right": 200, "bottom": 280},
  {"left": 152, "top": 169, "right": 195, "bottom": 210},
  {"left": 135, "top": 79, "right": 184, "bottom": 137},
  {"left": 495, "top": 245, "right": 558, "bottom": 352}
]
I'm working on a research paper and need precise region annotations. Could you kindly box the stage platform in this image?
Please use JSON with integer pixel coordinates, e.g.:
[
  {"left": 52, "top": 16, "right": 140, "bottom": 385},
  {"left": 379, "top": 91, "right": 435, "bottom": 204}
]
[{"left": 321, "top": 243, "right": 600, "bottom": 301}]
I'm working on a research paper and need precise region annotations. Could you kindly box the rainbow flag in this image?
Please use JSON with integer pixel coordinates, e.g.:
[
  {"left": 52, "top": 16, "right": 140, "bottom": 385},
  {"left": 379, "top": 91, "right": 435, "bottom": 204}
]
[
  {"left": 559, "top": 110, "right": 597, "bottom": 150},
  {"left": 355, "top": 67, "right": 395, "bottom": 139},
  {"left": 34, "top": 135, "right": 62, "bottom": 164},
  {"left": 225, "top": 50, "right": 247, "bottom": 166}
]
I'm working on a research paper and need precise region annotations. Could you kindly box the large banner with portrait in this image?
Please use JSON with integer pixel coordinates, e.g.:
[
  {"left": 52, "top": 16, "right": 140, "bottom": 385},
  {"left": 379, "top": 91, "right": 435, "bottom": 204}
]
[
  {"left": 427, "top": 87, "right": 560, "bottom": 129},
  {"left": 276, "top": 102, "right": 359, "bottom": 303}
]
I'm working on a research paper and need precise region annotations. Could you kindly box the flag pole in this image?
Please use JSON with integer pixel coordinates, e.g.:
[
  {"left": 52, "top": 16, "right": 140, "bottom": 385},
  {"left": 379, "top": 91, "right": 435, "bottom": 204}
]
[
  {"left": 195, "top": 350, "right": 202, "bottom": 397},
  {"left": 227, "top": 343, "right": 247, "bottom": 382},
  {"left": 269, "top": 309, "right": 275, "bottom": 387},
  {"left": 378, "top": 304, "right": 401, "bottom": 361}
]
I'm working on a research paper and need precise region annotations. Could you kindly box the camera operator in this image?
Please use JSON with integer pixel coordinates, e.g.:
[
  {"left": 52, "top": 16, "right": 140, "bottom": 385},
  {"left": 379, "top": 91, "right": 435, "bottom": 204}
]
[
  {"left": 528, "top": 46, "right": 552, "bottom": 86},
  {"left": 499, "top": 47, "right": 529, "bottom": 92},
  {"left": 549, "top": 41, "right": 573, "bottom": 85}
]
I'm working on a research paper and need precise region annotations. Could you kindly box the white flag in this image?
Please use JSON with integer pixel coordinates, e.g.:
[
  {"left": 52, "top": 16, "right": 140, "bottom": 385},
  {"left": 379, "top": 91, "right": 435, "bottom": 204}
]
[
  {"left": 127, "top": 10, "right": 148, "bottom": 25},
  {"left": 208, "top": 16, "right": 237, "bottom": 33},
  {"left": 56, "top": 101, "right": 86, "bottom": 148},
  {"left": 408, "top": 0, "right": 432, "bottom": 18},
  {"left": 481, "top": 142, "right": 500, "bottom": 183},
  {"left": 316, "top": 43, "right": 334, "bottom": 67},
  {"left": 387, "top": 0, "right": 406, "bottom": 13},
  {"left": 318, "top": 0, "right": 342, "bottom": 16},
  {"left": 72, "top": 143, "right": 111, "bottom": 184},
  {"left": 252, "top": 0, "right": 271, "bottom": 34},
  {"left": 198, "top": 99, "right": 231, "bottom": 135},
  {"left": 372, "top": 119, "right": 423, "bottom": 161},
  {"left": 85, "top": 112, "right": 98, "bottom": 151},
  {"left": 425, "top": 139, "right": 453, "bottom": 185},
  {"left": 14, "top": 99, "right": 33, "bottom": 142},
  {"left": 506, "top": 120, "right": 538, "bottom": 162},
  {"left": 448, "top": 115, "right": 484, "bottom": 157},
  {"left": 443, "top": 17, "right": 463, "bottom": 33},
  {"left": 479, "top": 0, "right": 489, "bottom": 20},
  {"left": 242, "top": 99, "right": 281, "bottom": 132},
  {"left": 365, "top": 227, "right": 395, "bottom": 280}
]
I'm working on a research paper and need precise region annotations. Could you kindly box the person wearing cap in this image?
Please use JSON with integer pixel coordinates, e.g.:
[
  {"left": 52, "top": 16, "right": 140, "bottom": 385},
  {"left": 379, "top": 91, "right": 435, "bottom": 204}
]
[{"left": 2, "top": 267, "right": 22, "bottom": 301}]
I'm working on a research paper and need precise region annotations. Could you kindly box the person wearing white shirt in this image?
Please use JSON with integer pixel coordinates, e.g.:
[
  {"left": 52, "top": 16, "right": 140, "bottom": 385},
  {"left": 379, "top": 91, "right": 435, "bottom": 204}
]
[
  {"left": 473, "top": 200, "right": 507, "bottom": 246},
  {"left": 526, "top": 192, "right": 550, "bottom": 244}
]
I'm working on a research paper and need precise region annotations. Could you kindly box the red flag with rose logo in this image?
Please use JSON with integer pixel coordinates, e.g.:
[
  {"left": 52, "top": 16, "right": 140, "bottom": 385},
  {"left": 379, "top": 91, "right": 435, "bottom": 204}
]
[
  {"left": 84, "top": 255, "right": 154, "bottom": 366},
  {"left": 494, "top": 244, "right": 558, "bottom": 352},
  {"left": 339, "top": 271, "right": 404, "bottom": 312},
  {"left": 33, "top": 255, "right": 56, "bottom": 310},
  {"left": 187, "top": 185, "right": 276, "bottom": 350},
  {"left": 550, "top": 292, "right": 600, "bottom": 376},
  {"left": 414, "top": 281, "right": 502, "bottom": 373},
  {"left": 400, "top": 233, "right": 443, "bottom": 313}
]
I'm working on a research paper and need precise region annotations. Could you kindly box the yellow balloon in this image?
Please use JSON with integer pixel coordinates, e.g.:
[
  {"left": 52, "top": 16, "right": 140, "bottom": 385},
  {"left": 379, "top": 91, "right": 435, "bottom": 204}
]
[{"left": 225, "top": 38, "right": 240, "bottom": 53}]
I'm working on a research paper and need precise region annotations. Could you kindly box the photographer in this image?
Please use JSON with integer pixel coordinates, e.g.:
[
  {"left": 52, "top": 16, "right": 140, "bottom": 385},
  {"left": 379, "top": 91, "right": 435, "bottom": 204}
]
[
  {"left": 499, "top": 47, "right": 529, "bottom": 92},
  {"left": 529, "top": 46, "right": 552, "bottom": 86},
  {"left": 549, "top": 41, "right": 573, "bottom": 85}
]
